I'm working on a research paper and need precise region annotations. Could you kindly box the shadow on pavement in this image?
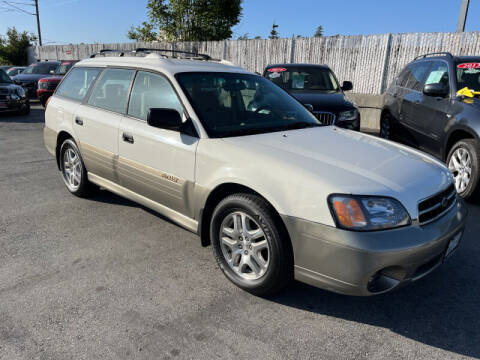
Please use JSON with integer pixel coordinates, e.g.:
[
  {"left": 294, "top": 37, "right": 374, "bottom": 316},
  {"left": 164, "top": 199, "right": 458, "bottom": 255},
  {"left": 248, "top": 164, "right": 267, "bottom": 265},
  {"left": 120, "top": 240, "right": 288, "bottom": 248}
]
[{"left": 268, "top": 200, "right": 480, "bottom": 358}]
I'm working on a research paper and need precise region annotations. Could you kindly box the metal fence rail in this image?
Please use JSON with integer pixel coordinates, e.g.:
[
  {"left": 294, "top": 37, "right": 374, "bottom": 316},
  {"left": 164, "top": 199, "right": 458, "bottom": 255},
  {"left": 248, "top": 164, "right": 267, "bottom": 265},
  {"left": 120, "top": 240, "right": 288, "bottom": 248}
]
[{"left": 30, "top": 31, "right": 480, "bottom": 95}]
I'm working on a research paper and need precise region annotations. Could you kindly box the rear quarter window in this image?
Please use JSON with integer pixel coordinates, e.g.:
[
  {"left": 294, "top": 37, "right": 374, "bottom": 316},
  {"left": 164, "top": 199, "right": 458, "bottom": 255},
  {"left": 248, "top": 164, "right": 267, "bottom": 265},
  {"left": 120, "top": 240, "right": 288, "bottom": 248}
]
[{"left": 56, "top": 67, "right": 102, "bottom": 102}]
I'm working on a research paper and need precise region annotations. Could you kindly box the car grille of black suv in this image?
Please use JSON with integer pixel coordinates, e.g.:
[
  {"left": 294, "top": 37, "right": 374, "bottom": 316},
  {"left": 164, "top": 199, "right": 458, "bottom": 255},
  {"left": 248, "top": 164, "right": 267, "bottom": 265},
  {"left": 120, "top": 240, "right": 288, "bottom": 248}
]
[
  {"left": 312, "top": 111, "right": 336, "bottom": 126},
  {"left": 418, "top": 184, "right": 457, "bottom": 225}
]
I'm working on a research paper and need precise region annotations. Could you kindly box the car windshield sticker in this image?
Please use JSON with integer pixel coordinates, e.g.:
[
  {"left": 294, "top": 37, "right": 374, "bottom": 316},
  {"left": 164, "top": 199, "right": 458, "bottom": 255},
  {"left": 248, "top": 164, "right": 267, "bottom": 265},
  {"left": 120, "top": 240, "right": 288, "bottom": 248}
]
[
  {"left": 458, "top": 63, "right": 480, "bottom": 69},
  {"left": 292, "top": 74, "right": 305, "bottom": 89},
  {"left": 425, "top": 70, "right": 446, "bottom": 85},
  {"left": 267, "top": 67, "right": 287, "bottom": 72},
  {"left": 269, "top": 72, "right": 281, "bottom": 79}
]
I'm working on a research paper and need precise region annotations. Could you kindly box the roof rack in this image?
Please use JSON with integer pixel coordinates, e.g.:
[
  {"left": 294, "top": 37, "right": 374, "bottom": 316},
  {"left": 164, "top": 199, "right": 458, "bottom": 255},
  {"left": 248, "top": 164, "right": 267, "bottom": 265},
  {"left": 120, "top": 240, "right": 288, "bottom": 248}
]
[
  {"left": 414, "top": 52, "right": 453, "bottom": 60},
  {"left": 90, "top": 49, "right": 126, "bottom": 58},
  {"left": 134, "top": 48, "right": 213, "bottom": 60}
]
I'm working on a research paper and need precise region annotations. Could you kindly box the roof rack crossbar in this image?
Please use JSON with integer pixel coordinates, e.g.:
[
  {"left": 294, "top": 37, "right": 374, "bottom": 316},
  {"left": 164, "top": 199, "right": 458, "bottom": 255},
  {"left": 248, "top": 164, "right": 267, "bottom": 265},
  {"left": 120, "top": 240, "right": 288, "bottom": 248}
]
[
  {"left": 90, "top": 49, "right": 125, "bottom": 58},
  {"left": 134, "top": 48, "right": 212, "bottom": 60},
  {"left": 414, "top": 52, "right": 453, "bottom": 60}
]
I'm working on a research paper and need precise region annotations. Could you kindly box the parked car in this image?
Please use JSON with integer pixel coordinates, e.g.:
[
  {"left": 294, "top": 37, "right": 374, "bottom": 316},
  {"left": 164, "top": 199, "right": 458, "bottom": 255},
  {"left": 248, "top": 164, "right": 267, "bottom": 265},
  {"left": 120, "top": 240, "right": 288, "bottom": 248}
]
[
  {"left": 44, "top": 50, "right": 466, "bottom": 296},
  {"left": 0, "top": 69, "right": 30, "bottom": 115},
  {"left": 382, "top": 52, "right": 480, "bottom": 199},
  {"left": 11, "top": 61, "right": 60, "bottom": 98},
  {"left": 6, "top": 66, "right": 26, "bottom": 77},
  {"left": 37, "top": 61, "right": 78, "bottom": 106},
  {"left": 263, "top": 64, "right": 360, "bottom": 130},
  {"left": 0, "top": 65, "right": 14, "bottom": 71}
]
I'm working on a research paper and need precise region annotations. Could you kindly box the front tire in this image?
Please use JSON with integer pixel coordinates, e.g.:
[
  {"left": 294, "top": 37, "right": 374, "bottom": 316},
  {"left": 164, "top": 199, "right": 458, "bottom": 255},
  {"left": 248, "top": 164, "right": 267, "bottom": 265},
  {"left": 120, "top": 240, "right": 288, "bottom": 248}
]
[
  {"left": 210, "top": 193, "right": 293, "bottom": 296},
  {"left": 447, "top": 139, "right": 480, "bottom": 200},
  {"left": 380, "top": 113, "right": 393, "bottom": 140},
  {"left": 59, "top": 138, "right": 96, "bottom": 198}
]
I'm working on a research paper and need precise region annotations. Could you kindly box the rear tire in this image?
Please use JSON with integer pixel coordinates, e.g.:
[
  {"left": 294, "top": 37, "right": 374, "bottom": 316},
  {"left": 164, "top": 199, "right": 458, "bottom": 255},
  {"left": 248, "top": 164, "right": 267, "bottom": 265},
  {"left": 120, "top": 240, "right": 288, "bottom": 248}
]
[
  {"left": 210, "top": 193, "right": 293, "bottom": 296},
  {"left": 447, "top": 139, "right": 480, "bottom": 200},
  {"left": 59, "top": 138, "right": 97, "bottom": 198}
]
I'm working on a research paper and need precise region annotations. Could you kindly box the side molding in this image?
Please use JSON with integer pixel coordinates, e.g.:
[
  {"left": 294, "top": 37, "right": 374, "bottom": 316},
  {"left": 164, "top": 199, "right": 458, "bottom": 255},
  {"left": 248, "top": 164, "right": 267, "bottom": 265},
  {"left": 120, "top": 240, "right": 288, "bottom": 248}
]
[{"left": 88, "top": 172, "right": 198, "bottom": 233}]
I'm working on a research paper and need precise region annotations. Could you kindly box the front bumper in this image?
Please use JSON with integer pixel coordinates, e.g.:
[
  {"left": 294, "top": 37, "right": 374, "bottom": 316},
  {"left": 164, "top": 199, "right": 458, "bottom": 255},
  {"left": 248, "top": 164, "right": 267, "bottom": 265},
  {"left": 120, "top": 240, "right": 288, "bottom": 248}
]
[
  {"left": 0, "top": 97, "right": 28, "bottom": 112},
  {"left": 282, "top": 199, "right": 467, "bottom": 296}
]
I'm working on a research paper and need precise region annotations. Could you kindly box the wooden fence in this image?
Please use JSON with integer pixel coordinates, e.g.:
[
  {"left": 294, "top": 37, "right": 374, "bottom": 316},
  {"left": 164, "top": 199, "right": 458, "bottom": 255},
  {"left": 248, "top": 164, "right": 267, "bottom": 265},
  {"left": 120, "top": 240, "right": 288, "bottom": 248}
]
[{"left": 30, "top": 31, "right": 480, "bottom": 95}]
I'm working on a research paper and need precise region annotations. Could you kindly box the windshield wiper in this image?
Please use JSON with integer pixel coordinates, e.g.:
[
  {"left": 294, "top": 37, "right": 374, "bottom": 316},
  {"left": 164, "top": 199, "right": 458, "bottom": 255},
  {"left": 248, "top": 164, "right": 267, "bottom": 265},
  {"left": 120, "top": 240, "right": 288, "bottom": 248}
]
[{"left": 283, "top": 122, "right": 322, "bottom": 130}]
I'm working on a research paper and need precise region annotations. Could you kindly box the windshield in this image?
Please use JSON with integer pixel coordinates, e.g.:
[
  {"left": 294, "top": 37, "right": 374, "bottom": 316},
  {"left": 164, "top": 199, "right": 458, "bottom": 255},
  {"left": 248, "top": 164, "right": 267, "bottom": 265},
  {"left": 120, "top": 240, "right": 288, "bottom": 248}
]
[
  {"left": 54, "top": 63, "right": 73, "bottom": 75},
  {"left": 0, "top": 69, "right": 12, "bottom": 83},
  {"left": 22, "top": 63, "right": 57, "bottom": 75},
  {"left": 456, "top": 61, "right": 480, "bottom": 92},
  {"left": 265, "top": 66, "right": 340, "bottom": 93},
  {"left": 176, "top": 72, "right": 321, "bottom": 138}
]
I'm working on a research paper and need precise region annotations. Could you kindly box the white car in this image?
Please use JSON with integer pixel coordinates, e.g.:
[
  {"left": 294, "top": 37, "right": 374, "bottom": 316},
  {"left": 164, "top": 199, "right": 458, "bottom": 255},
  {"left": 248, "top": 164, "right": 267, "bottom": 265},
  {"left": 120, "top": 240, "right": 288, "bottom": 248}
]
[{"left": 44, "top": 50, "right": 467, "bottom": 296}]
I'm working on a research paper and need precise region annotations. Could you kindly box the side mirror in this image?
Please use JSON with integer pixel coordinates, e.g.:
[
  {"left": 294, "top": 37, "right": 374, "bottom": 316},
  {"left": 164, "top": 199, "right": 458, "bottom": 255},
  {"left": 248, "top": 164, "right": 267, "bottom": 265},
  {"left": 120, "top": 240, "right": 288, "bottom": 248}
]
[
  {"left": 13, "top": 79, "right": 21, "bottom": 85},
  {"left": 423, "top": 83, "right": 449, "bottom": 97},
  {"left": 341, "top": 81, "right": 353, "bottom": 91},
  {"left": 304, "top": 103, "right": 314, "bottom": 112},
  {"left": 147, "top": 108, "right": 183, "bottom": 131}
]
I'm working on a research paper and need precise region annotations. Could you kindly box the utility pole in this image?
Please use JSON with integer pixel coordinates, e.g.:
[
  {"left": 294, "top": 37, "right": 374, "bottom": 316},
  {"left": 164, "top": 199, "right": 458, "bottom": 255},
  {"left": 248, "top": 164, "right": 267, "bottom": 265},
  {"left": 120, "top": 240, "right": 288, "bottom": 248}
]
[
  {"left": 457, "top": 0, "right": 470, "bottom": 32},
  {"left": 34, "top": 0, "right": 42, "bottom": 46}
]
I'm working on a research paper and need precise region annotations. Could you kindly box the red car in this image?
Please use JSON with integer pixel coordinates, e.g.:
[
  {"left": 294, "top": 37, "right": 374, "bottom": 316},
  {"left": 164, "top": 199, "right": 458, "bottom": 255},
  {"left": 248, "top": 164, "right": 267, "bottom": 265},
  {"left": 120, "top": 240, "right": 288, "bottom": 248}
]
[{"left": 37, "top": 61, "right": 78, "bottom": 106}]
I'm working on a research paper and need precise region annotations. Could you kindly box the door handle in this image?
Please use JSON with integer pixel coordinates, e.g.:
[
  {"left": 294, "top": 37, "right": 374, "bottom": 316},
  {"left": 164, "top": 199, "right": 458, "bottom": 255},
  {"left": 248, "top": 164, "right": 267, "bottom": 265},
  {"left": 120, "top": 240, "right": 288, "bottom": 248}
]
[
  {"left": 75, "top": 117, "right": 83, "bottom": 126},
  {"left": 122, "top": 133, "right": 134, "bottom": 144}
]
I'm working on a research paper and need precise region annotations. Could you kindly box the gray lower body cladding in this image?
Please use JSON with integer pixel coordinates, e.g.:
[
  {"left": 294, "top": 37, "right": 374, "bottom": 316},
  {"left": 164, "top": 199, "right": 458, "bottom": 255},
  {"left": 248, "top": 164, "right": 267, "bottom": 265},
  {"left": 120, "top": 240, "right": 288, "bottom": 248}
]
[{"left": 282, "top": 199, "right": 467, "bottom": 296}]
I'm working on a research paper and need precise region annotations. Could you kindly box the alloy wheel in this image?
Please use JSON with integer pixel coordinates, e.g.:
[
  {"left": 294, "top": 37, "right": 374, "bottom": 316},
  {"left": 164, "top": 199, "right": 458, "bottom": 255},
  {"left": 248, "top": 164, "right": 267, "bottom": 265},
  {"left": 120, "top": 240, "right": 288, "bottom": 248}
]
[
  {"left": 219, "top": 211, "right": 270, "bottom": 280},
  {"left": 62, "top": 147, "right": 82, "bottom": 191},
  {"left": 448, "top": 147, "right": 472, "bottom": 193}
]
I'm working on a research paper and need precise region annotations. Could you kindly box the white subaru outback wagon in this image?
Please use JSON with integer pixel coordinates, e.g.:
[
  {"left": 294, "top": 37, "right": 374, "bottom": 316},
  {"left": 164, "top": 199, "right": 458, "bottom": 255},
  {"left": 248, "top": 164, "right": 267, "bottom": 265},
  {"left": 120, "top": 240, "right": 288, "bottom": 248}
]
[{"left": 44, "top": 49, "right": 467, "bottom": 296}]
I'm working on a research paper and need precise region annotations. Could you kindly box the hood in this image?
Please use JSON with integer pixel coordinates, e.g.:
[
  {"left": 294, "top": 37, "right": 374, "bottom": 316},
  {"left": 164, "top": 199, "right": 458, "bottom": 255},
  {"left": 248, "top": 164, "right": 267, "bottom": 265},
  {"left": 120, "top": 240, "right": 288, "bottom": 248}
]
[
  {"left": 222, "top": 127, "right": 452, "bottom": 220},
  {"left": 289, "top": 91, "right": 355, "bottom": 112},
  {"left": 12, "top": 73, "right": 50, "bottom": 82},
  {"left": 0, "top": 83, "right": 18, "bottom": 92}
]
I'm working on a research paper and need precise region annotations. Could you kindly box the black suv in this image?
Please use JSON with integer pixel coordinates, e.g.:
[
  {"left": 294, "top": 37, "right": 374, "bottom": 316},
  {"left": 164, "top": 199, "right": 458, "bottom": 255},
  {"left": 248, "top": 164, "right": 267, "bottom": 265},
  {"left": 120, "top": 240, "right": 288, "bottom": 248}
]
[
  {"left": 11, "top": 61, "right": 60, "bottom": 98},
  {"left": 263, "top": 64, "right": 359, "bottom": 130},
  {"left": 382, "top": 52, "right": 480, "bottom": 199}
]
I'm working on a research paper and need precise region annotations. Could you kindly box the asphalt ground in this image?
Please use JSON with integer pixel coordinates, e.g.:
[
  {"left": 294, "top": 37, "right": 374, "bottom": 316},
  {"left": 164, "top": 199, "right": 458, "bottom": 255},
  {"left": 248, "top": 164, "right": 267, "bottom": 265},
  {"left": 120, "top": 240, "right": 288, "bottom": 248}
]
[{"left": 0, "top": 102, "right": 479, "bottom": 360}]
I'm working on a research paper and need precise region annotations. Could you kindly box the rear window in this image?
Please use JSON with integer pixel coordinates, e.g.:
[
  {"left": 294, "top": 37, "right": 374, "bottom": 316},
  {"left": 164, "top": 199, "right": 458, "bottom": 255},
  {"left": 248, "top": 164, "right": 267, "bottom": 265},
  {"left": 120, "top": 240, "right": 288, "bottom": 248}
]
[
  {"left": 22, "top": 63, "right": 58, "bottom": 75},
  {"left": 265, "top": 66, "right": 339, "bottom": 93},
  {"left": 56, "top": 67, "right": 102, "bottom": 101}
]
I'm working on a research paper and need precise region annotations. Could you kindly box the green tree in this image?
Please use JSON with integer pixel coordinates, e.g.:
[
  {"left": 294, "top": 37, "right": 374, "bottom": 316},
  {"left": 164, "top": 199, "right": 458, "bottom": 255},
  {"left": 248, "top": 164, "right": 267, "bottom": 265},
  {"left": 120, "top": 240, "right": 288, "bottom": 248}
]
[
  {"left": 128, "top": 0, "right": 243, "bottom": 42},
  {"left": 127, "top": 22, "right": 157, "bottom": 42},
  {"left": 254, "top": 35, "right": 261, "bottom": 39},
  {"left": 237, "top": 33, "right": 249, "bottom": 40},
  {"left": 314, "top": 25, "right": 324, "bottom": 37},
  {"left": 269, "top": 22, "right": 279, "bottom": 39},
  {"left": 0, "top": 27, "right": 37, "bottom": 65}
]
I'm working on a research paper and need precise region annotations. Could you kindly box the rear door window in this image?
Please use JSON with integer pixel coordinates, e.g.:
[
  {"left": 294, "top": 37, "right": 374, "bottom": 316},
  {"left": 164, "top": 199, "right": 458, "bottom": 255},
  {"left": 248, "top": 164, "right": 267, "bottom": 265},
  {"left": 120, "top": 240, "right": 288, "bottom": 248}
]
[
  {"left": 87, "top": 68, "right": 135, "bottom": 114},
  {"left": 56, "top": 67, "right": 102, "bottom": 101}
]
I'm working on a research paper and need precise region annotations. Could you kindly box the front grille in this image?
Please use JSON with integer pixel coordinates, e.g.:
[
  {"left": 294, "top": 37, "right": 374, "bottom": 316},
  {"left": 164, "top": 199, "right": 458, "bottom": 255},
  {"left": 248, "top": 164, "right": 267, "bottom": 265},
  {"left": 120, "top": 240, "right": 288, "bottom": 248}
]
[
  {"left": 0, "top": 88, "right": 8, "bottom": 95},
  {"left": 0, "top": 95, "right": 7, "bottom": 100},
  {"left": 46, "top": 82, "right": 58, "bottom": 90},
  {"left": 312, "top": 111, "right": 336, "bottom": 125},
  {"left": 418, "top": 184, "right": 456, "bottom": 225}
]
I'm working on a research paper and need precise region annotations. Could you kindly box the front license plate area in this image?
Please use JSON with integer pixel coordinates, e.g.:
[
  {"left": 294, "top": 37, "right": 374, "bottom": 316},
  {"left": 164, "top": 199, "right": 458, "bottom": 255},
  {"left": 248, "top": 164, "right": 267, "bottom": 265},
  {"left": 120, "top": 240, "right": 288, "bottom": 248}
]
[{"left": 445, "top": 231, "right": 462, "bottom": 260}]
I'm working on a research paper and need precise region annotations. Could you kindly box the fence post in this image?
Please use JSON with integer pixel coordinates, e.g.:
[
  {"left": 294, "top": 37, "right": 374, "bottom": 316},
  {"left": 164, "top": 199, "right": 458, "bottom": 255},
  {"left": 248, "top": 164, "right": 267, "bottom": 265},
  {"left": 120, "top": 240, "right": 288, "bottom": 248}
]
[
  {"left": 290, "top": 35, "right": 295, "bottom": 63},
  {"left": 223, "top": 40, "right": 227, "bottom": 60},
  {"left": 380, "top": 33, "right": 393, "bottom": 94}
]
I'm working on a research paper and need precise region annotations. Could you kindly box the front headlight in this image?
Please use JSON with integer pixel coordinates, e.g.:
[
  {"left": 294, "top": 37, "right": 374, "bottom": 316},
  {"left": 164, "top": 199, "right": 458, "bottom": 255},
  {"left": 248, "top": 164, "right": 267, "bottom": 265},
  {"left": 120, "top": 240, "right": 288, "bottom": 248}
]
[
  {"left": 328, "top": 195, "right": 411, "bottom": 231},
  {"left": 38, "top": 81, "right": 48, "bottom": 89},
  {"left": 16, "top": 87, "right": 25, "bottom": 97},
  {"left": 10, "top": 93, "right": 19, "bottom": 100},
  {"left": 338, "top": 109, "right": 358, "bottom": 121}
]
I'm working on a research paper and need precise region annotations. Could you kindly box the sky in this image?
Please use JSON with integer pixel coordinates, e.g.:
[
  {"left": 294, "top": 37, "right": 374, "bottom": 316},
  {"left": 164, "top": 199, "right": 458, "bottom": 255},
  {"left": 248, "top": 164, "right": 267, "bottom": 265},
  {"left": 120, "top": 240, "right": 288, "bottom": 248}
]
[{"left": 0, "top": 0, "right": 479, "bottom": 45}]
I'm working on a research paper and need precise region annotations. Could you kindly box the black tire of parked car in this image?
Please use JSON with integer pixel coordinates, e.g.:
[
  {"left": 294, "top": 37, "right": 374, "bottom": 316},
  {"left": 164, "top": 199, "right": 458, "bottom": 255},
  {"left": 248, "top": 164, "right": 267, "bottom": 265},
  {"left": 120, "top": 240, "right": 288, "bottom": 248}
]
[
  {"left": 59, "top": 138, "right": 97, "bottom": 198},
  {"left": 17, "top": 102, "right": 30, "bottom": 116},
  {"left": 210, "top": 193, "right": 293, "bottom": 296},
  {"left": 447, "top": 139, "right": 480, "bottom": 200},
  {"left": 380, "top": 113, "right": 393, "bottom": 140}
]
